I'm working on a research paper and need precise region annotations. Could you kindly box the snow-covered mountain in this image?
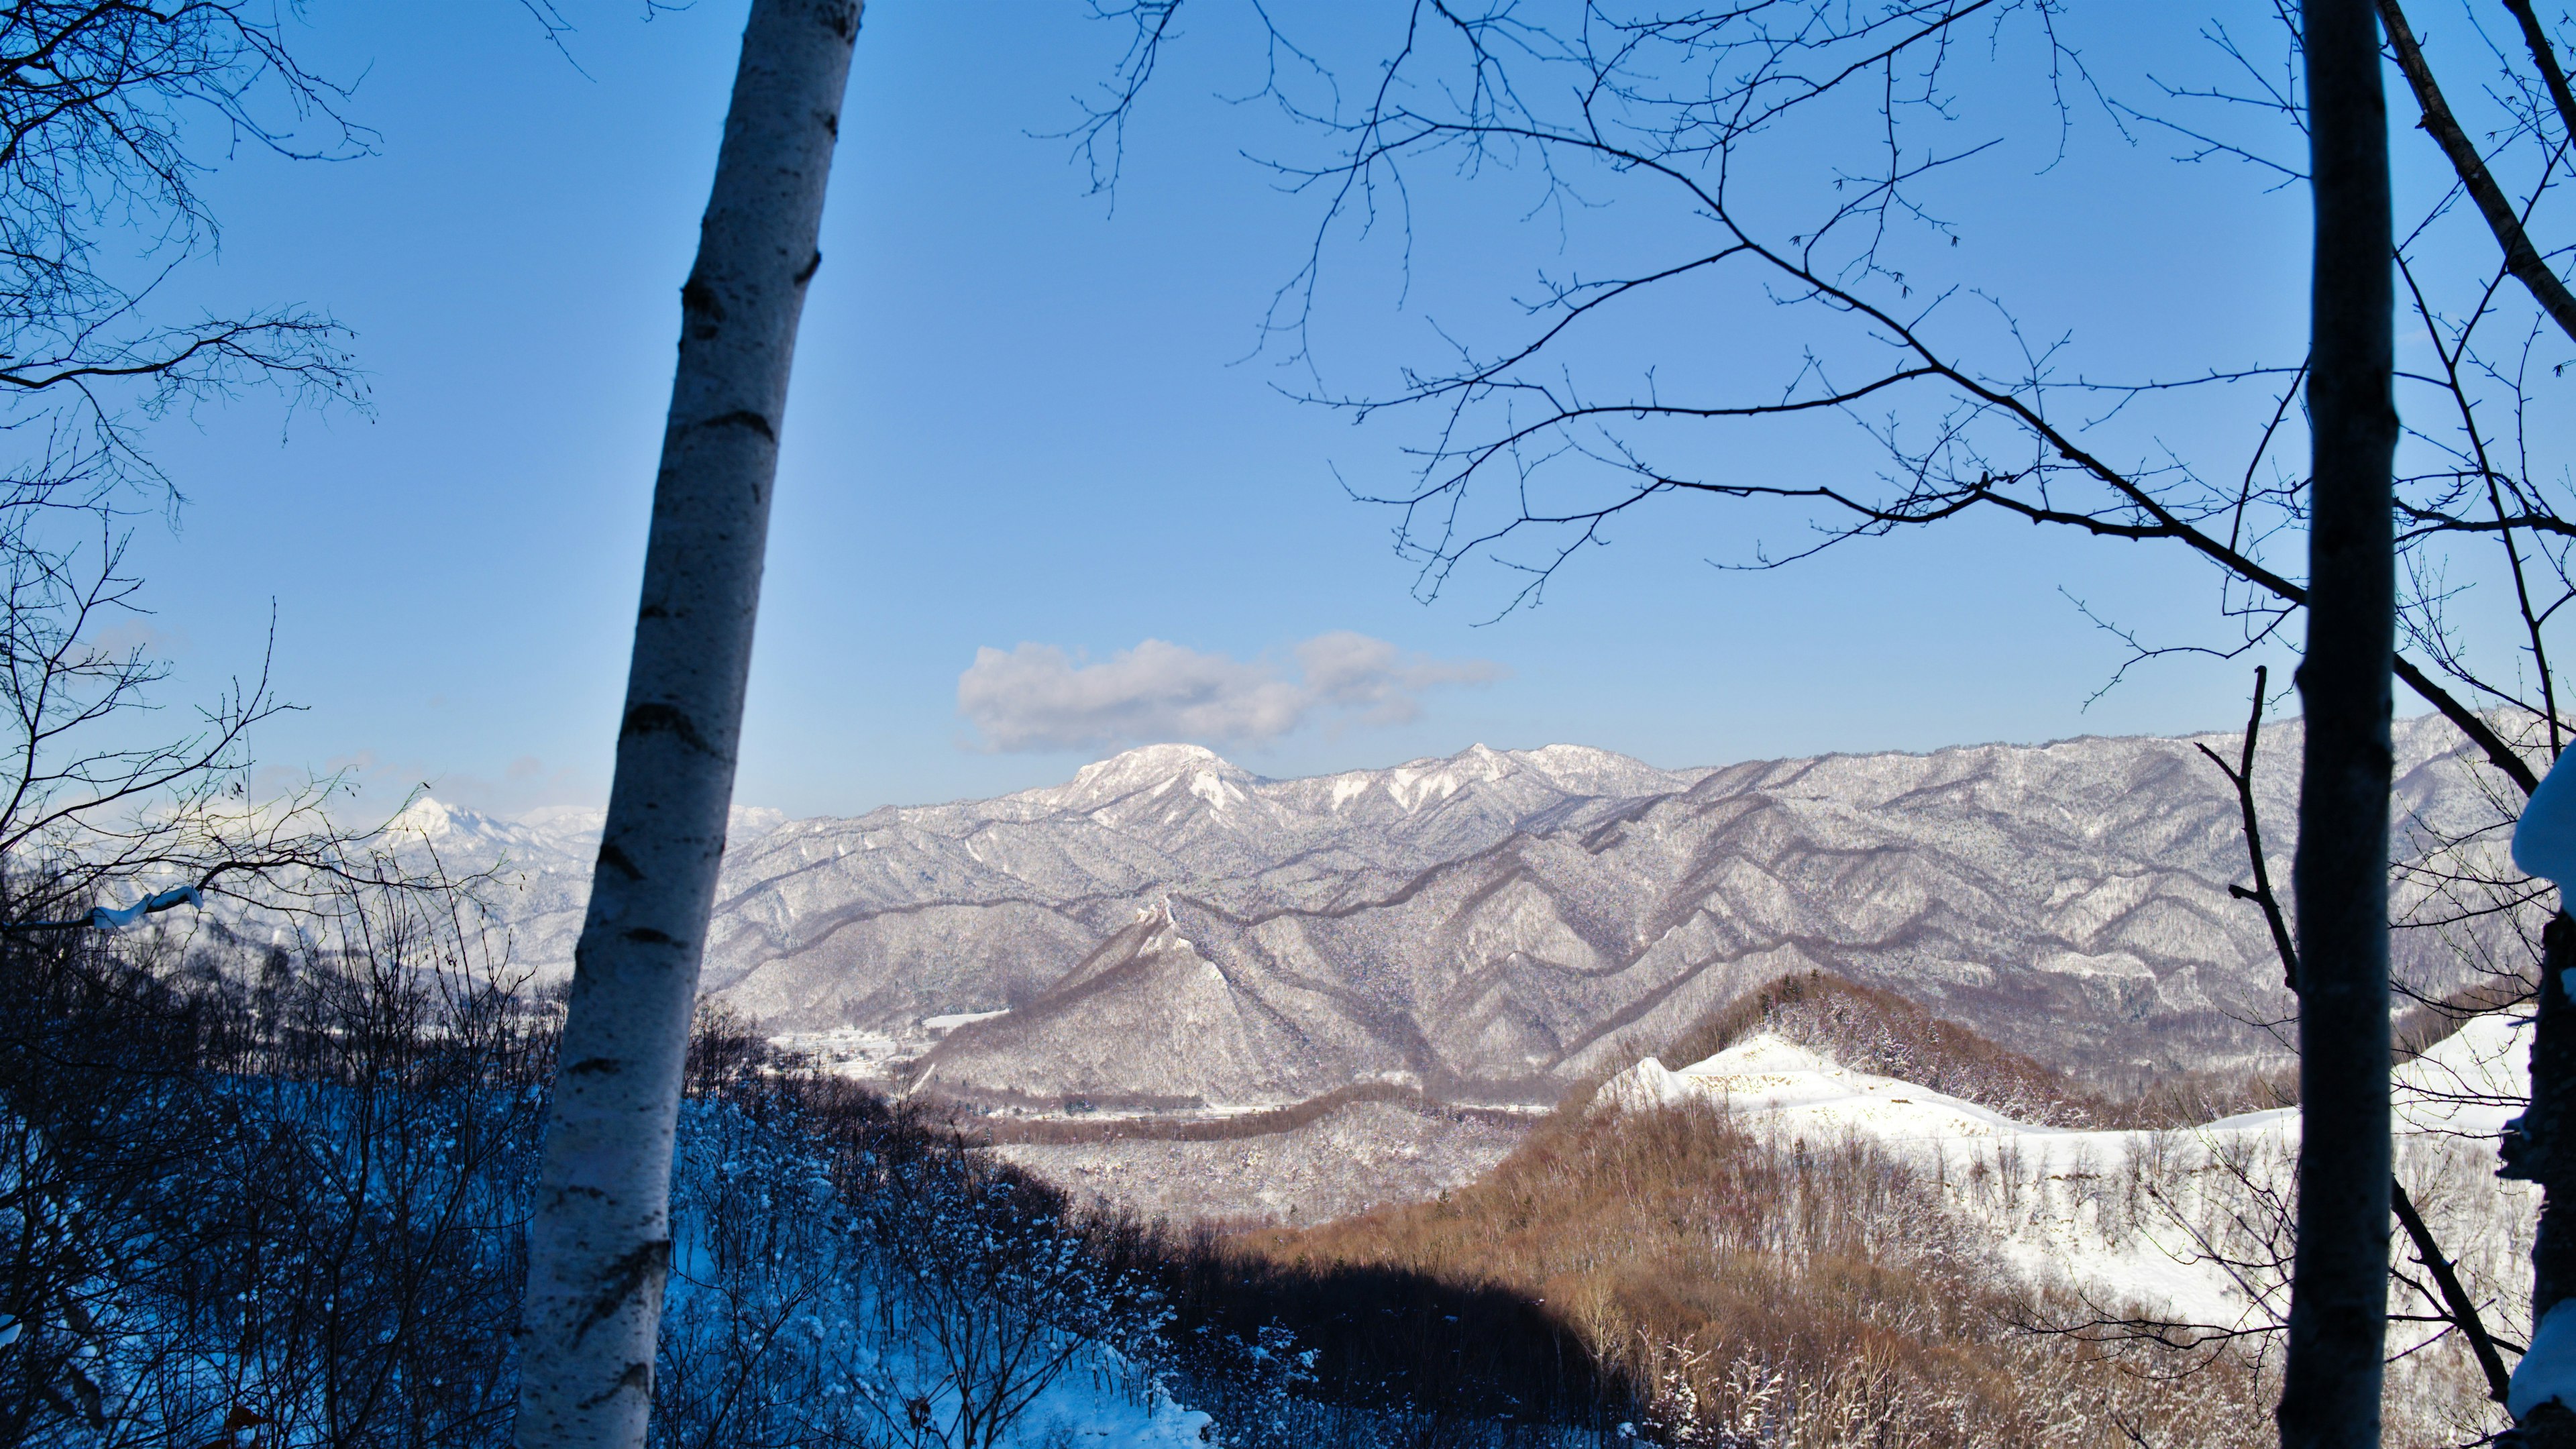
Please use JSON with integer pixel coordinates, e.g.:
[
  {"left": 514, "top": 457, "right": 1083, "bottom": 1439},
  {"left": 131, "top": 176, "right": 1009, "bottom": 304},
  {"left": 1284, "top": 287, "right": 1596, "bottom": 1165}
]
[
  {"left": 1601, "top": 1010, "right": 2529, "bottom": 1346},
  {"left": 404, "top": 719, "right": 2504, "bottom": 1114},
  {"left": 382, "top": 796, "right": 784, "bottom": 980}
]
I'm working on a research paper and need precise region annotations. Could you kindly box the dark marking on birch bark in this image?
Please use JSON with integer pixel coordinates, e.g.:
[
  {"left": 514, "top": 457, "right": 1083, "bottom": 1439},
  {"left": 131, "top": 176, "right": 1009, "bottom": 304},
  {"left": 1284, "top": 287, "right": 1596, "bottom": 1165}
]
[
  {"left": 596, "top": 843, "right": 643, "bottom": 881},
  {"left": 575, "top": 1240, "right": 670, "bottom": 1338},
  {"left": 578, "top": 1362, "right": 655, "bottom": 1411},
  {"left": 622, "top": 926, "right": 680, "bottom": 947},
  {"left": 699, "top": 409, "right": 777, "bottom": 441},
  {"left": 619, "top": 702, "right": 718, "bottom": 755}
]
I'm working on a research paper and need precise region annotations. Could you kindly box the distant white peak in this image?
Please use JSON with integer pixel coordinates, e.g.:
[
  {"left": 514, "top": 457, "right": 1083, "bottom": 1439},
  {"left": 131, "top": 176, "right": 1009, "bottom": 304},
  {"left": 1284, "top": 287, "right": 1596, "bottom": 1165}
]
[
  {"left": 1053, "top": 743, "right": 1251, "bottom": 806},
  {"left": 493, "top": 802, "right": 777, "bottom": 843},
  {"left": 1523, "top": 743, "right": 1625, "bottom": 765},
  {"left": 728, "top": 804, "right": 788, "bottom": 841},
  {"left": 1390, "top": 743, "right": 1650, "bottom": 794},
  {"left": 386, "top": 796, "right": 452, "bottom": 838},
  {"left": 387, "top": 796, "right": 495, "bottom": 841},
  {"left": 1079, "top": 741, "right": 1230, "bottom": 779}
]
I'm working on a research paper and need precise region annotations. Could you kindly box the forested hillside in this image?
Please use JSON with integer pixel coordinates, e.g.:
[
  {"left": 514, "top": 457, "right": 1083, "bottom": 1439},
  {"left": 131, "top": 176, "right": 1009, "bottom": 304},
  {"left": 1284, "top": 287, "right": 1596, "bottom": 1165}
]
[{"left": 0, "top": 887, "right": 1652, "bottom": 1448}]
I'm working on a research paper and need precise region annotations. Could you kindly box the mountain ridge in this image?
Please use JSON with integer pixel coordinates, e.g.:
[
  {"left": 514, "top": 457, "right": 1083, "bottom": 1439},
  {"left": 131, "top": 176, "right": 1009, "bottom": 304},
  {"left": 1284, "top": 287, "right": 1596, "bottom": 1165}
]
[{"left": 398, "top": 719, "right": 2508, "bottom": 1113}]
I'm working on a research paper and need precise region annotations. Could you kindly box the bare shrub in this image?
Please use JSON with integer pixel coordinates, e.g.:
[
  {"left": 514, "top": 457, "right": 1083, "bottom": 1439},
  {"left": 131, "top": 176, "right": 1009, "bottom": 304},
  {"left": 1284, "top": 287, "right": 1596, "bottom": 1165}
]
[
  {"left": 1646, "top": 971, "right": 2290, "bottom": 1129},
  {"left": 0, "top": 882, "right": 549, "bottom": 1448},
  {"left": 1238, "top": 1054, "right": 2277, "bottom": 1448},
  {"left": 1099, "top": 1208, "right": 1630, "bottom": 1448}
]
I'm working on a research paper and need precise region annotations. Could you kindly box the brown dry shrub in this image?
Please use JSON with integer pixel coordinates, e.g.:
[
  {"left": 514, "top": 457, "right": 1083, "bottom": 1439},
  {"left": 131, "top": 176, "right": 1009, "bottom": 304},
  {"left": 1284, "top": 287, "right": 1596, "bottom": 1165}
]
[
  {"left": 1239, "top": 1091, "right": 2273, "bottom": 1448},
  {"left": 1630, "top": 971, "right": 2290, "bottom": 1129},
  {"left": 1211, "top": 975, "right": 2345, "bottom": 1445}
]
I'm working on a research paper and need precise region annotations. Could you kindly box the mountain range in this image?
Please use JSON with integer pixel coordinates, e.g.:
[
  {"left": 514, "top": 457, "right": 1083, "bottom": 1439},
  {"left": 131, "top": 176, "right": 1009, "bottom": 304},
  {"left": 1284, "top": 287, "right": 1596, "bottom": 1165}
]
[{"left": 388, "top": 715, "right": 2510, "bottom": 1120}]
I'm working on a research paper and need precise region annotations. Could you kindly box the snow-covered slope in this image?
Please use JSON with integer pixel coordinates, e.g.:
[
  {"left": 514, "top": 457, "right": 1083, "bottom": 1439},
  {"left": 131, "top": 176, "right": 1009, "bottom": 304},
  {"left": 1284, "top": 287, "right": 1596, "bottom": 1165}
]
[{"left": 1601, "top": 1017, "right": 2534, "bottom": 1330}]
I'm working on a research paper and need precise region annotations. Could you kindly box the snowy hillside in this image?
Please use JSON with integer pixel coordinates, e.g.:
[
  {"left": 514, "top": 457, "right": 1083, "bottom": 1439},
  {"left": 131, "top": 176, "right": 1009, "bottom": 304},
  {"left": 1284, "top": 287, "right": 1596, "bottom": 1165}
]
[{"left": 1601, "top": 1014, "right": 2533, "bottom": 1338}]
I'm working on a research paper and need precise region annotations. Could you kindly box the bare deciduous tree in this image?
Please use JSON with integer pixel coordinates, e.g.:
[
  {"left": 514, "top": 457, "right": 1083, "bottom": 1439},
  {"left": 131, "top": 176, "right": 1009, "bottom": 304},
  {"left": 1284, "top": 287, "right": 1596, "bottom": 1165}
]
[{"left": 2279, "top": 2, "right": 2398, "bottom": 1442}]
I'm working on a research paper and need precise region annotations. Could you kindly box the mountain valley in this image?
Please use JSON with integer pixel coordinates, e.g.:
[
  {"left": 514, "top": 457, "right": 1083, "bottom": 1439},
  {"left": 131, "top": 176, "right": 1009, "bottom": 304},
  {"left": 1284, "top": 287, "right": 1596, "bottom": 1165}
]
[{"left": 380, "top": 717, "right": 2516, "bottom": 1223}]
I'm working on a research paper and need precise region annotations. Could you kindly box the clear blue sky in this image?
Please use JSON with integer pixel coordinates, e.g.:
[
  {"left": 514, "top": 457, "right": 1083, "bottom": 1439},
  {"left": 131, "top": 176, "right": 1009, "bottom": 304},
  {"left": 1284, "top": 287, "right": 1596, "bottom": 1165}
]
[{"left": 97, "top": 2, "right": 2498, "bottom": 818}]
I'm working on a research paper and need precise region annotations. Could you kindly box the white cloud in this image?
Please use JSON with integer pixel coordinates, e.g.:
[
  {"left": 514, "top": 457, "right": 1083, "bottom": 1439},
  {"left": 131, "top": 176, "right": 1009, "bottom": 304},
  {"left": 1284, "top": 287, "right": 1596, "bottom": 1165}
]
[
  {"left": 1294, "top": 631, "right": 1505, "bottom": 724},
  {"left": 956, "top": 633, "right": 1506, "bottom": 753}
]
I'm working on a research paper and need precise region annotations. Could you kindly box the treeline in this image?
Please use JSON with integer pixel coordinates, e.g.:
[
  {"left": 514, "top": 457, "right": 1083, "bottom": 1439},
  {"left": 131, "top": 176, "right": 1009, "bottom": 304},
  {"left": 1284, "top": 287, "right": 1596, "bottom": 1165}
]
[
  {"left": 0, "top": 896, "right": 1640, "bottom": 1448},
  {"left": 1205, "top": 968, "right": 2537, "bottom": 1446},
  {"left": 1642, "top": 971, "right": 2294, "bottom": 1130},
  {"left": 18, "top": 902, "right": 2450, "bottom": 1448}
]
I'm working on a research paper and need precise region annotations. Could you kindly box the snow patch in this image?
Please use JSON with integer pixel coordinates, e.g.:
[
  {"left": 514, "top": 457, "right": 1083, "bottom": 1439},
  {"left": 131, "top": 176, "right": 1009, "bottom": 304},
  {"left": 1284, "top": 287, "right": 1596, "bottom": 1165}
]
[
  {"left": 1188, "top": 769, "right": 1242, "bottom": 813},
  {"left": 2512, "top": 1301, "right": 2576, "bottom": 1419},
  {"left": 2517, "top": 747, "right": 2576, "bottom": 885}
]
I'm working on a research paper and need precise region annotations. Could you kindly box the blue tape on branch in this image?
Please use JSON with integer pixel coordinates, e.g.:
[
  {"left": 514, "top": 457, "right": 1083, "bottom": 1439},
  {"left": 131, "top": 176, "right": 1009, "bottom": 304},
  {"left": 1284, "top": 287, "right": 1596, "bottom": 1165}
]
[
  {"left": 1, "top": 884, "right": 203, "bottom": 932},
  {"left": 85, "top": 885, "right": 202, "bottom": 930}
]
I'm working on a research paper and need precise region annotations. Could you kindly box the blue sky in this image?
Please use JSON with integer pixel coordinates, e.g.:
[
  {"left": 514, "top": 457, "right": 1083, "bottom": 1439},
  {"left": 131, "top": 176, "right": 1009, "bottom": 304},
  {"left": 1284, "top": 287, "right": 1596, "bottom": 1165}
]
[{"left": 91, "top": 2, "right": 2509, "bottom": 818}]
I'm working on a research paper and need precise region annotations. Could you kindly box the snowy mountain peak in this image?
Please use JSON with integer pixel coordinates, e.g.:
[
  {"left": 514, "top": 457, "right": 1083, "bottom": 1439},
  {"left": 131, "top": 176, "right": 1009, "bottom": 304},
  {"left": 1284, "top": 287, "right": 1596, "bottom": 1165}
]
[
  {"left": 1347, "top": 741, "right": 1688, "bottom": 812},
  {"left": 386, "top": 796, "right": 501, "bottom": 843},
  {"left": 382, "top": 796, "right": 777, "bottom": 861},
  {"left": 386, "top": 796, "right": 451, "bottom": 837},
  {"left": 1047, "top": 743, "right": 1253, "bottom": 810},
  {"left": 1510, "top": 743, "right": 1686, "bottom": 790}
]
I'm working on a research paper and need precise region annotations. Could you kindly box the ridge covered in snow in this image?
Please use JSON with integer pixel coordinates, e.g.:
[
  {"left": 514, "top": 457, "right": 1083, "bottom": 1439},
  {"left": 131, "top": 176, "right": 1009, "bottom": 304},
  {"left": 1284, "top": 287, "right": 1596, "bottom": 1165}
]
[
  {"left": 396, "top": 720, "right": 2510, "bottom": 1137},
  {"left": 1601, "top": 1016, "right": 2530, "bottom": 1330}
]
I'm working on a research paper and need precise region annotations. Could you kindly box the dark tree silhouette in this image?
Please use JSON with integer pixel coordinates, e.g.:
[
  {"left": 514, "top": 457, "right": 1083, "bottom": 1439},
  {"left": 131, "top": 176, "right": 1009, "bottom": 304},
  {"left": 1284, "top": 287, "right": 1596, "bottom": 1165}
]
[{"left": 2279, "top": 3, "right": 2398, "bottom": 1443}]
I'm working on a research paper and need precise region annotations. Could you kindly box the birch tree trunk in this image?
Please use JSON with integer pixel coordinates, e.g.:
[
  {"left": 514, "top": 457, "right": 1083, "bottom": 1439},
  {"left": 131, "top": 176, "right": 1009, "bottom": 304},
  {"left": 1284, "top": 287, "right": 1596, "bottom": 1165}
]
[
  {"left": 2279, "top": 0, "right": 2398, "bottom": 1444},
  {"left": 512, "top": 3, "right": 859, "bottom": 1446}
]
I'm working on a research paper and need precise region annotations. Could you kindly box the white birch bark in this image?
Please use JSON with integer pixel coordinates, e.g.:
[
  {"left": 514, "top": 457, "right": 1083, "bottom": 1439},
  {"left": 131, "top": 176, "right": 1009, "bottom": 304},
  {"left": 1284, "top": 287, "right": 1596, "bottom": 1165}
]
[{"left": 513, "top": 4, "right": 859, "bottom": 1446}]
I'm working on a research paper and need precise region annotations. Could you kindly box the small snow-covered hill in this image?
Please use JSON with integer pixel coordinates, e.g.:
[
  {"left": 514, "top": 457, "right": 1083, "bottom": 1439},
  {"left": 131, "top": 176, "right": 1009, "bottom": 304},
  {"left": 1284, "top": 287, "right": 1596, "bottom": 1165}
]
[{"left": 1601, "top": 1016, "right": 2532, "bottom": 1333}]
